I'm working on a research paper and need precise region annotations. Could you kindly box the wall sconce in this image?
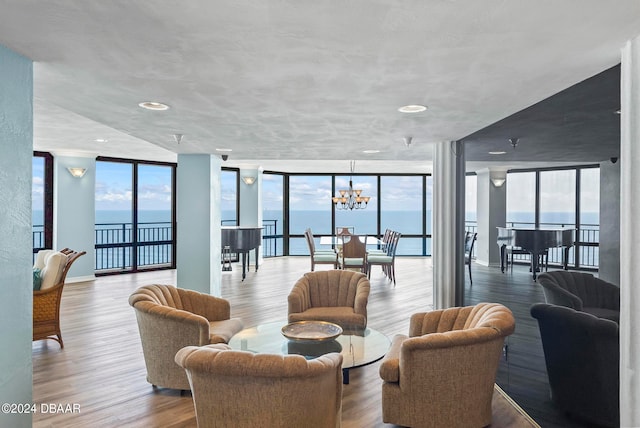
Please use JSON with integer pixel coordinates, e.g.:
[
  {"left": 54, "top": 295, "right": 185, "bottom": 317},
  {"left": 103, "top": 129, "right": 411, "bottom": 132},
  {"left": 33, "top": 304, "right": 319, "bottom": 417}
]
[
  {"left": 242, "top": 176, "right": 256, "bottom": 185},
  {"left": 491, "top": 177, "right": 506, "bottom": 188},
  {"left": 67, "top": 167, "right": 87, "bottom": 178}
]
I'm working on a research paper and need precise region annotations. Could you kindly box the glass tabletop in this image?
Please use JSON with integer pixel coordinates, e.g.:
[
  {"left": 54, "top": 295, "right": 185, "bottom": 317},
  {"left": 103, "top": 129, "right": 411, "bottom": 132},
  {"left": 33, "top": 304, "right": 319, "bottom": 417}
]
[{"left": 228, "top": 321, "right": 390, "bottom": 370}]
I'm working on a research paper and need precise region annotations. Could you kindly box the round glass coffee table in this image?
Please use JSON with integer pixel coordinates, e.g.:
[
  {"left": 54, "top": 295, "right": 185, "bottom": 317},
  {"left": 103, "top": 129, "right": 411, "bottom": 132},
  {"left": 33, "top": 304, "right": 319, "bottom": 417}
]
[{"left": 228, "top": 321, "right": 390, "bottom": 384}]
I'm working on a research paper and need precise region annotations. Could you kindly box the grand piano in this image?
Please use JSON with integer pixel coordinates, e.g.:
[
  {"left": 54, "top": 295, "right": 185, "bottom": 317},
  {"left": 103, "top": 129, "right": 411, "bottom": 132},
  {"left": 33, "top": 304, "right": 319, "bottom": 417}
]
[
  {"left": 496, "top": 227, "right": 576, "bottom": 280},
  {"left": 221, "top": 226, "right": 262, "bottom": 280}
]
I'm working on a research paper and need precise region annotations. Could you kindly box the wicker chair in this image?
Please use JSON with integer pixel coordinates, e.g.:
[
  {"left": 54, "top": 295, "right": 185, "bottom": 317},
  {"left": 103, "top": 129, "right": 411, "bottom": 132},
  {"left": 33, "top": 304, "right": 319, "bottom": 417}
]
[
  {"left": 175, "top": 344, "right": 343, "bottom": 428},
  {"left": 379, "top": 302, "right": 515, "bottom": 428},
  {"left": 33, "top": 248, "right": 86, "bottom": 348}
]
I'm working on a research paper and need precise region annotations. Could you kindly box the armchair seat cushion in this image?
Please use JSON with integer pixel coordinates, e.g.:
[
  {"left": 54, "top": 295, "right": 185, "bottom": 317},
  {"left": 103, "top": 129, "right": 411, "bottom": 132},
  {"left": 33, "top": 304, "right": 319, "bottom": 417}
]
[
  {"left": 209, "top": 318, "right": 245, "bottom": 343},
  {"left": 288, "top": 306, "right": 365, "bottom": 329},
  {"left": 343, "top": 257, "right": 365, "bottom": 265}
]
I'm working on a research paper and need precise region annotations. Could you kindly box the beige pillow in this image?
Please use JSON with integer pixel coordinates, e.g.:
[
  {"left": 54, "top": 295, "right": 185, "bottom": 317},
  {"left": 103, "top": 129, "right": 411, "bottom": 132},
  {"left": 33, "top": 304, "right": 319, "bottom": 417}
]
[
  {"left": 34, "top": 249, "right": 55, "bottom": 270},
  {"left": 39, "top": 252, "right": 67, "bottom": 290}
]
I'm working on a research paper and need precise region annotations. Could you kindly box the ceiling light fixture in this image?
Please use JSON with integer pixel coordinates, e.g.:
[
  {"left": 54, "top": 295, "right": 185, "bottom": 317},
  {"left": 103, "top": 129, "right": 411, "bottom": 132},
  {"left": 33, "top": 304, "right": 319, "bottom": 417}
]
[
  {"left": 403, "top": 136, "right": 413, "bottom": 147},
  {"left": 95, "top": 138, "right": 108, "bottom": 143},
  {"left": 242, "top": 176, "right": 256, "bottom": 185},
  {"left": 332, "top": 161, "right": 370, "bottom": 211},
  {"left": 398, "top": 104, "right": 427, "bottom": 113},
  {"left": 489, "top": 151, "right": 507, "bottom": 155},
  {"left": 215, "top": 148, "right": 233, "bottom": 152},
  {"left": 138, "top": 101, "right": 170, "bottom": 111},
  {"left": 509, "top": 138, "right": 519, "bottom": 149},
  {"left": 363, "top": 150, "right": 380, "bottom": 154},
  {"left": 67, "top": 167, "right": 87, "bottom": 178},
  {"left": 173, "top": 134, "right": 183, "bottom": 144}
]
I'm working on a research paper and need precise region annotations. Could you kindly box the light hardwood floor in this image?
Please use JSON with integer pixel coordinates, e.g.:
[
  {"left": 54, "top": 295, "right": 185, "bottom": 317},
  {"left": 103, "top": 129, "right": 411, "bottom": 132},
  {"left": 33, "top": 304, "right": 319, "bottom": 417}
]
[{"left": 32, "top": 256, "right": 574, "bottom": 427}]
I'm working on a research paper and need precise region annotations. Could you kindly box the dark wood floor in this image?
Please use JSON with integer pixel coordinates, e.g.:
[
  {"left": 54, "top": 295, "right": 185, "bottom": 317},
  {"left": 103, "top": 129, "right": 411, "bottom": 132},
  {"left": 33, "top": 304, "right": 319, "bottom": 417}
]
[{"left": 32, "top": 257, "right": 590, "bottom": 427}]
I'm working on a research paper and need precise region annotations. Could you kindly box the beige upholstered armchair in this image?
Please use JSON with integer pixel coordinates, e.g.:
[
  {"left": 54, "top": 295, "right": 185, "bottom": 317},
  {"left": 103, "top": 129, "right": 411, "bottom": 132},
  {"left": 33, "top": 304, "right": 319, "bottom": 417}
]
[
  {"left": 379, "top": 302, "right": 515, "bottom": 428},
  {"left": 175, "top": 344, "right": 343, "bottom": 428},
  {"left": 129, "top": 284, "right": 243, "bottom": 390},
  {"left": 288, "top": 270, "right": 370, "bottom": 329},
  {"left": 33, "top": 248, "right": 86, "bottom": 348}
]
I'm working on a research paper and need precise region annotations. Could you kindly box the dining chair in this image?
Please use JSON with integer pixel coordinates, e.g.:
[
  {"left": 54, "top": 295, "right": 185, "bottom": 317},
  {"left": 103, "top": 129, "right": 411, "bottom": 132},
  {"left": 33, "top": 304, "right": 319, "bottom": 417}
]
[
  {"left": 304, "top": 228, "right": 338, "bottom": 271},
  {"left": 339, "top": 233, "right": 367, "bottom": 273},
  {"left": 367, "top": 231, "right": 401, "bottom": 285},
  {"left": 464, "top": 231, "right": 477, "bottom": 285}
]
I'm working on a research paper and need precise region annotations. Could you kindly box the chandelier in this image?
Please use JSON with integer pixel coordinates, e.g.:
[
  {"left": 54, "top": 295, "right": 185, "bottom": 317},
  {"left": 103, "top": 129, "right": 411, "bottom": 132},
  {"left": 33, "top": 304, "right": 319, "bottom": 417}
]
[{"left": 332, "top": 161, "right": 370, "bottom": 210}]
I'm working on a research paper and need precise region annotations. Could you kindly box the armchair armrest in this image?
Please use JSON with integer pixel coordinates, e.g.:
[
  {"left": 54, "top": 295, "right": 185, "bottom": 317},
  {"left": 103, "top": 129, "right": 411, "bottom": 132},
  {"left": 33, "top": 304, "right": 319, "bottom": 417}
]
[
  {"left": 379, "top": 334, "right": 407, "bottom": 383},
  {"left": 353, "top": 281, "right": 370, "bottom": 316}
]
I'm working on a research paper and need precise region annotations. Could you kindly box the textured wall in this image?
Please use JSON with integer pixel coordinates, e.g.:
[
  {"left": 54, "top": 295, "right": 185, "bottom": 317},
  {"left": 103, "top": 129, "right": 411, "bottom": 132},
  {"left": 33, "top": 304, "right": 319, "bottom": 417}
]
[
  {"left": 598, "top": 160, "right": 620, "bottom": 285},
  {"left": 0, "top": 44, "right": 33, "bottom": 427}
]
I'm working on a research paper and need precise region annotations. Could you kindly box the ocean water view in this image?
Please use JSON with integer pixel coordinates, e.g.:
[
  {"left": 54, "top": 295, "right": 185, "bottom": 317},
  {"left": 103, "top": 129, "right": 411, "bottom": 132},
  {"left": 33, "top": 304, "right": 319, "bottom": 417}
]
[{"left": 32, "top": 209, "right": 600, "bottom": 266}]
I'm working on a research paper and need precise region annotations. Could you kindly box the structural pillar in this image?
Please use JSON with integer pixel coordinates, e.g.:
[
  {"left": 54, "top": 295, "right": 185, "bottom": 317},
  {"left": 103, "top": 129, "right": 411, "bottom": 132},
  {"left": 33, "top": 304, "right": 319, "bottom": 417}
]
[
  {"left": 52, "top": 153, "right": 96, "bottom": 280},
  {"left": 239, "top": 166, "right": 263, "bottom": 266},
  {"left": 176, "top": 154, "right": 222, "bottom": 296},
  {"left": 0, "top": 43, "right": 32, "bottom": 428},
  {"left": 620, "top": 36, "right": 640, "bottom": 427},
  {"left": 475, "top": 168, "right": 507, "bottom": 267},
  {"left": 432, "top": 140, "right": 466, "bottom": 309}
]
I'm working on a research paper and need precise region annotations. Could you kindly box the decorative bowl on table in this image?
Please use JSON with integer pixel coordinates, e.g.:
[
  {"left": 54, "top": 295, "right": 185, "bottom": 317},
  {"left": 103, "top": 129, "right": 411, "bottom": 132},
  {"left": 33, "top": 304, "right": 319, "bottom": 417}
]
[{"left": 281, "top": 321, "right": 343, "bottom": 342}]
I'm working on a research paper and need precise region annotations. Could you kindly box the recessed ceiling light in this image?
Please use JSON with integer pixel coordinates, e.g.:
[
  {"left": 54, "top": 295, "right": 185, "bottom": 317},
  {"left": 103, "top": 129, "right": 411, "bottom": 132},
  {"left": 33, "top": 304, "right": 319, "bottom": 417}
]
[
  {"left": 398, "top": 104, "right": 427, "bottom": 113},
  {"left": 489, "top": 151, "right": 507, "bottom": 155},
  {"left": 95, "top": 138, "right": 108, "bottom": 143},
  {"left": 363, "top": 150, "right": 380, "bottom": 154},
  {"left": 615, "top": 109, "right": 621, "bottom": 114},
  {"left": 138, "top": 101, "right": 170, "bottom": 111},
  {"left": 215, "top": 148, "right": 233, "bottom": 152}
]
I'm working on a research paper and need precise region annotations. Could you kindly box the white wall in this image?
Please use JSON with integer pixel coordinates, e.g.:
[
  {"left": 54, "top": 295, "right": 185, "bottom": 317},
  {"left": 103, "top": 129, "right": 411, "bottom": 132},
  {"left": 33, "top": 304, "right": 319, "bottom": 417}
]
[
  {"left": 0, "top": 43, "right": 33, "bottom": 428},
  {"left": 53, "top": 155, "right": 96, "bottom": 280}
]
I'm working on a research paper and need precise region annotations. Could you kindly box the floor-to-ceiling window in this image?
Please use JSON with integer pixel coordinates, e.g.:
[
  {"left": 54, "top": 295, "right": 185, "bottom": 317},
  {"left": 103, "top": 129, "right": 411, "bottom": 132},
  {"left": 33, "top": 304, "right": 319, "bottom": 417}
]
[
  {"left": 334, "top": 174, "right": 377, "bottom": 236},
  {"left": 380, "top": 176, "right": 424, "bottom": 255},
  {"left": 282, "top": 173, "right": 432, "bottom": 257},
  {"left": 262, "top": 172, "right": 284, "bottom": 256},
  {"left": 32, "top": 152, "right": 53, "bottom": 257},
  {"left": 221, "top": 168, "right": 239, "bottom": 225},
  {"left": 506, "top": 165, "right": 599, "bottom": 269},
  {"left": 288, "top": 175, "right": 333, "bottom": 255},
  {"left": 95, "top": 157, "right": 176, "bottom": 273},
  {"left": 506, "top": 171, "right": 537, "bottom": 227}
]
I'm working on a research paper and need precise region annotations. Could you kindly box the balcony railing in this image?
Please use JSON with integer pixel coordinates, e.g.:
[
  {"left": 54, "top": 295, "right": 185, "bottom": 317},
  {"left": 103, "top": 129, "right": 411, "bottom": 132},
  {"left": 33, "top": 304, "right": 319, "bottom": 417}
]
[{"left": 95, "top": 222, "right": 173, "bottom": 271}]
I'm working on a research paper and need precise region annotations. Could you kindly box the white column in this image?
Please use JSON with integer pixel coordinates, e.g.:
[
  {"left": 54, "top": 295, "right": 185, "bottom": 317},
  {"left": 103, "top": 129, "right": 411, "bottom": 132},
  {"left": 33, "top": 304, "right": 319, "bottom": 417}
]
[
  {"left": 620, "top": 37, "right": 640, "bottom": 427},
  {"left": 52, "top": 153, "right": 97, "bottom": 281},
  {"left": 176, "top": 154, "right": 222, "bottom": 296},
  {"left": 0, "top": 44, "right": 32, "bottom": 428},
  {"left": 475, "top": 169, "right": 507, "bottom": 267},
  {"left": 432, "top": 141, "right": 465, "bottom": 309},
  {"left": 239, "top": 166, "right": 263, "bottom": 265}
]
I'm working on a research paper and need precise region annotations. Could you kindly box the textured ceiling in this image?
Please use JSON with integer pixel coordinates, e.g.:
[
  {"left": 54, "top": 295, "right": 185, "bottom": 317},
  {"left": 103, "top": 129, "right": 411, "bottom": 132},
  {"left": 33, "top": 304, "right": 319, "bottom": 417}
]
[{"left": 1, "top": 1, "right": 638, "bottom": 173}]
